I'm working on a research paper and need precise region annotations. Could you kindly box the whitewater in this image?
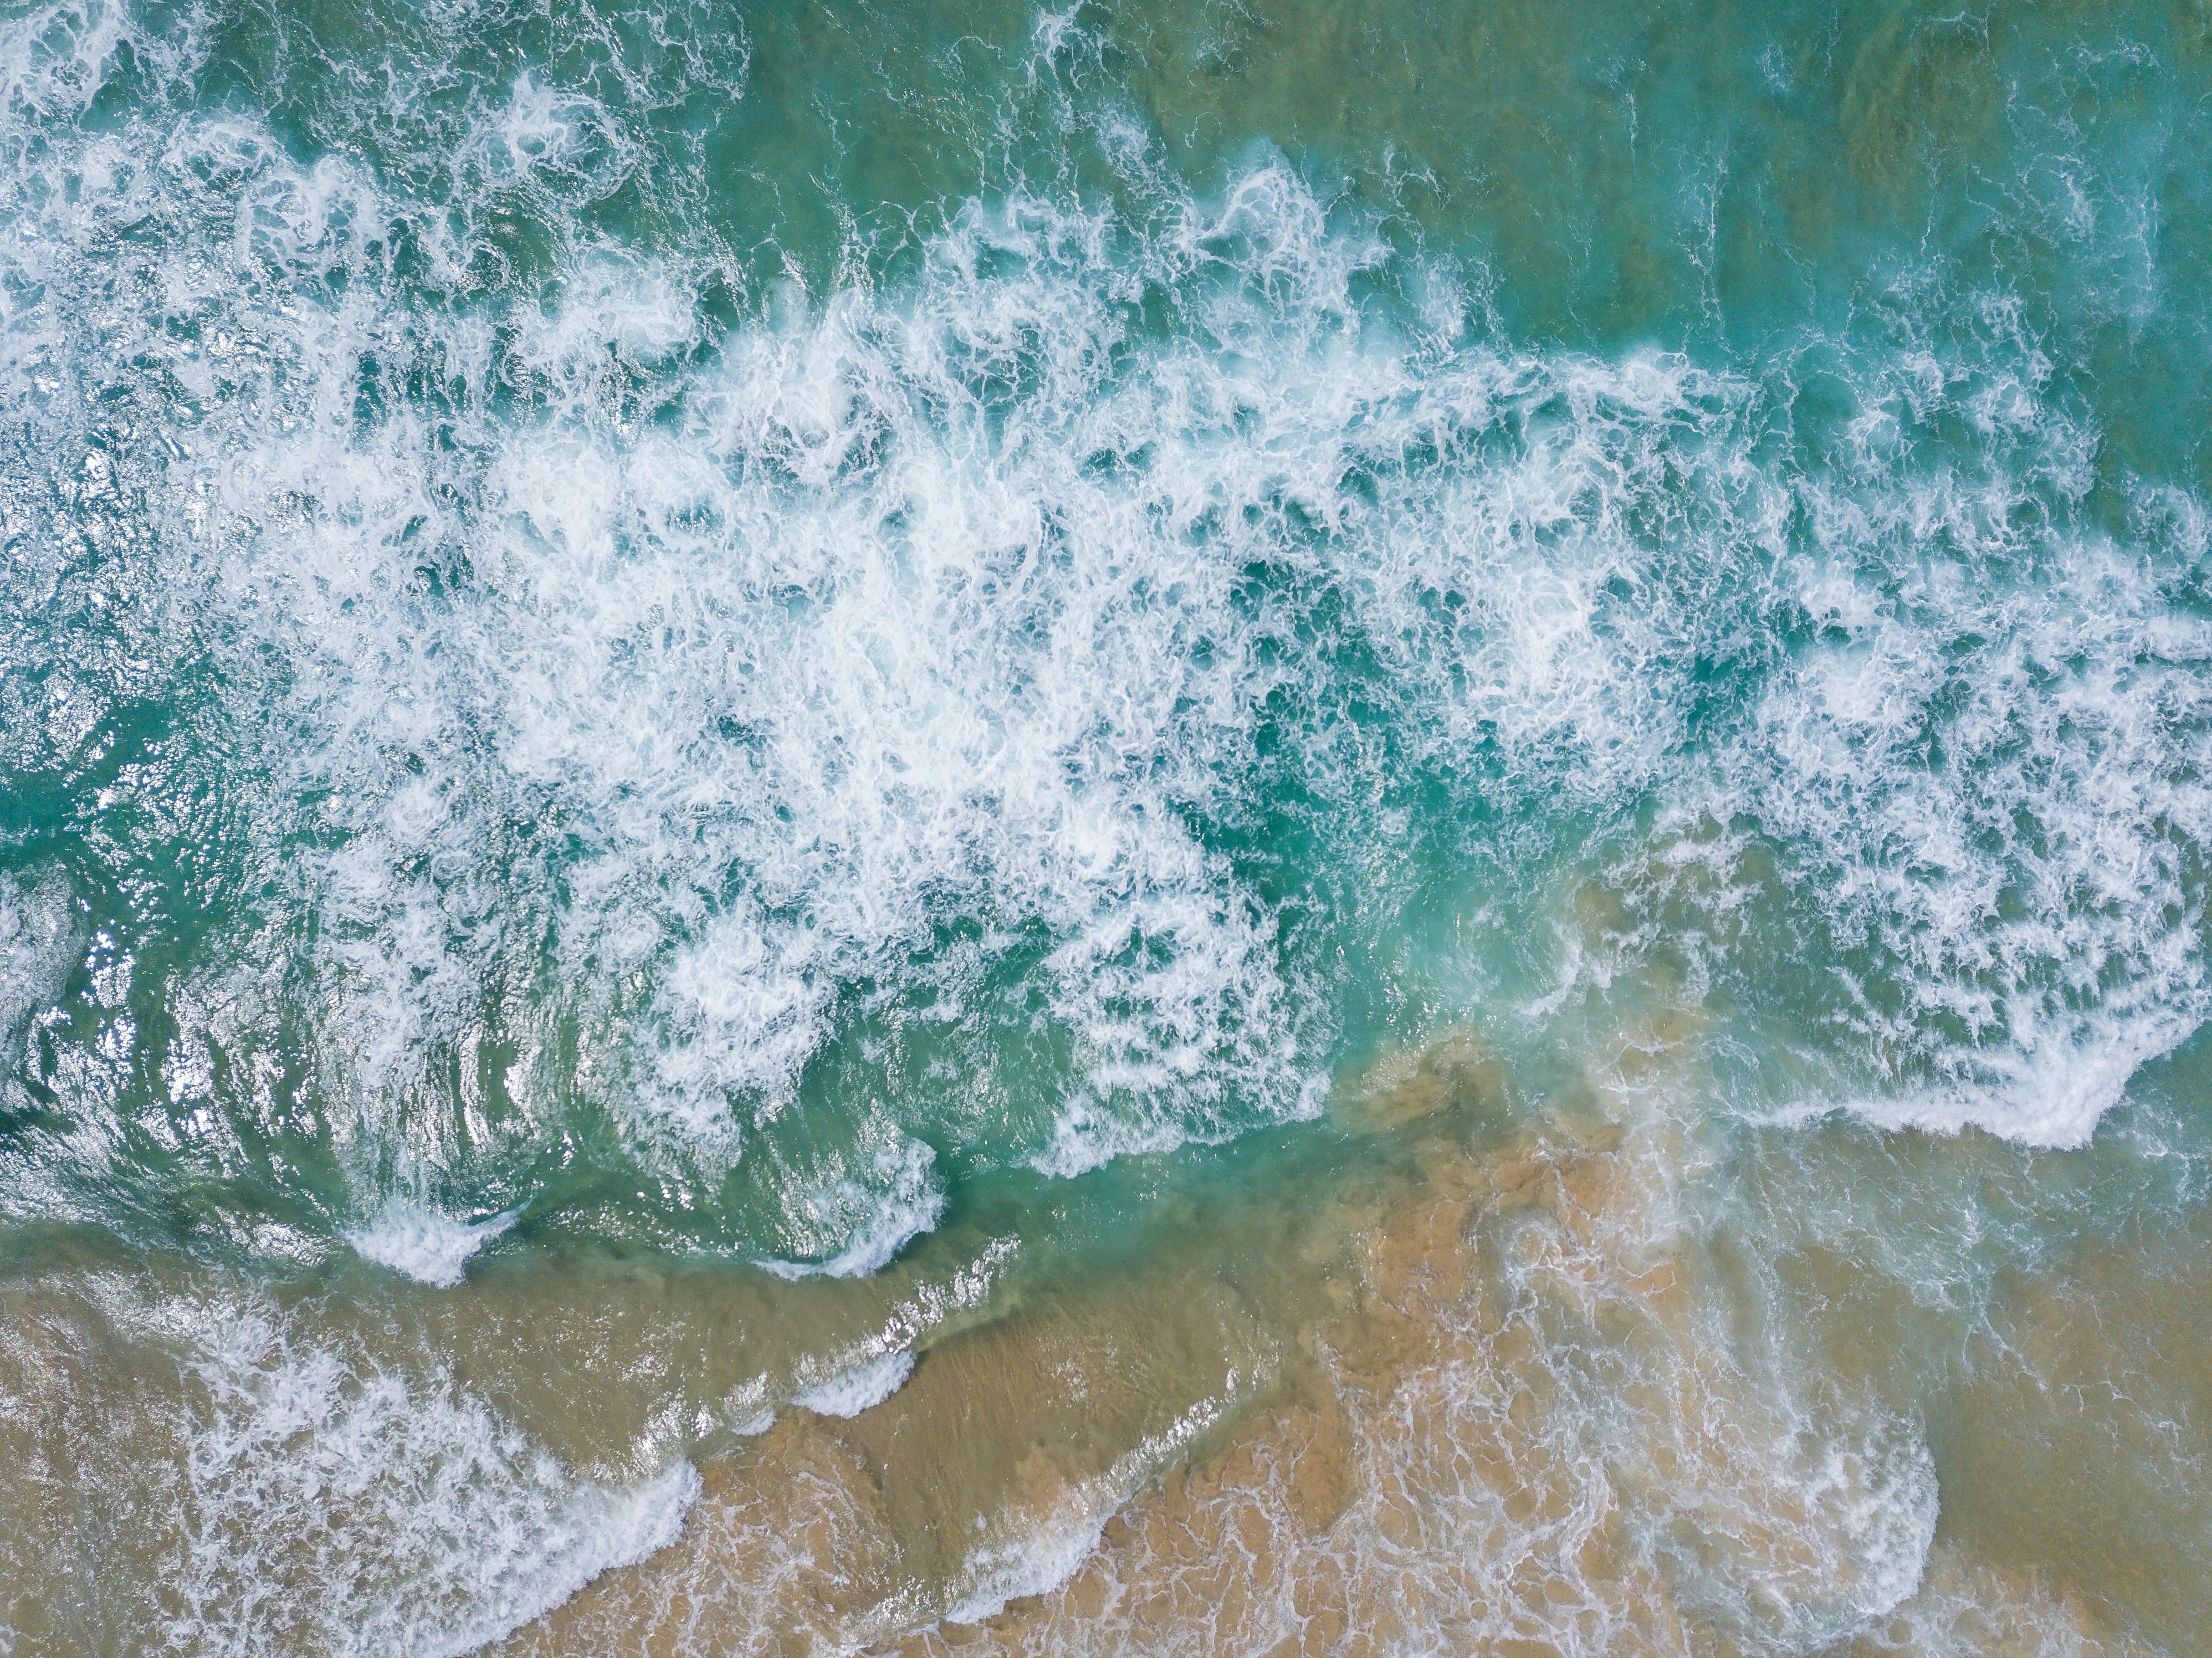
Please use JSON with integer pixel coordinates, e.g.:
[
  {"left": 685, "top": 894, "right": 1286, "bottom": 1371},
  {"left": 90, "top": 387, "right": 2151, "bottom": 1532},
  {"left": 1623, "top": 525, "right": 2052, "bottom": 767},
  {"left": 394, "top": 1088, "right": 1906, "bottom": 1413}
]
[{"left": 5, "top": 0, "right": 2212, "bottom": 1651}]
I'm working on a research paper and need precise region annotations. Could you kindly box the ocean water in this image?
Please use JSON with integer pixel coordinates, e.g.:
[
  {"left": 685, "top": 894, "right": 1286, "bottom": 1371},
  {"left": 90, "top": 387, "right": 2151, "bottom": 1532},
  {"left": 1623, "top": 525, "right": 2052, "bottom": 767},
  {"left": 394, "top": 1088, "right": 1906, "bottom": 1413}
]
[{"left": 4, "top": 0, "right": 2212, "bottom": 1650}]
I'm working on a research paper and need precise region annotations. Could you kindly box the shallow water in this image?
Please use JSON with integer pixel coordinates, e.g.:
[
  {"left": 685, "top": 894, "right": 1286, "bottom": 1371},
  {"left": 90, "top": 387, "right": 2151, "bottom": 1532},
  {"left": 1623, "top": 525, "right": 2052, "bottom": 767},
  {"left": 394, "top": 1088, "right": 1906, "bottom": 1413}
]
[{"left": 4, "top": 0, "right": 2212, "bottom": 1651}]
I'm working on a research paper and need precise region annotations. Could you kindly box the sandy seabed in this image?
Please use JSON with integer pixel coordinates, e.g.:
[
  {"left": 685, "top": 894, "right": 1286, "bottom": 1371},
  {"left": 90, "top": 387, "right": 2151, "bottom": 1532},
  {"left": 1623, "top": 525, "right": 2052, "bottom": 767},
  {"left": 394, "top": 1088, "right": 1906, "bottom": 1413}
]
[
  {"left": 6, "top": 1000, "right": 2201, "bottom": 1656},
  {"left": 504, "top": 1017, "right": 2180, "bottom": 1657}
]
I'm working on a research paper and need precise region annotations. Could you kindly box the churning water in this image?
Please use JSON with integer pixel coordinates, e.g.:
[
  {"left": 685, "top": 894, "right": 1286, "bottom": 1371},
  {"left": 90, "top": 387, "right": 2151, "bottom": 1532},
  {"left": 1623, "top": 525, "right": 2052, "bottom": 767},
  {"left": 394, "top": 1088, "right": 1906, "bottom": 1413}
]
[{"left": 6, "top": 0, "right": 2212, "bottom": 1650}]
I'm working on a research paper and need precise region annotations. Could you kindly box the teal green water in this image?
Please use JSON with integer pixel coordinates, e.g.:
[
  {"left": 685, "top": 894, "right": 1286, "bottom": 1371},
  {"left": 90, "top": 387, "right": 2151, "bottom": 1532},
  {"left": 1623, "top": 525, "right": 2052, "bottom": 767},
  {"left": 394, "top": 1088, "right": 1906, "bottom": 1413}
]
[{"left": 4, "top": 0, "right": 2212, "bottom": 1650}]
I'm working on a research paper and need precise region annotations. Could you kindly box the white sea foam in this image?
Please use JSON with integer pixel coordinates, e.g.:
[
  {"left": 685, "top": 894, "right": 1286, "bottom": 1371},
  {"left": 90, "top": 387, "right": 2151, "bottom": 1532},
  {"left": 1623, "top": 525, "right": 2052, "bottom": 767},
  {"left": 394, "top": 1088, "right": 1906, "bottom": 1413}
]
[
  {"left": 0, "top": 876, "right": 75, "bottom": 1054},
  {"left": 2, "top": 0, "right": 2207, "bottom": 1246},
  {"left": 106, "top": 1291, "right": 703, "bottom": 1657},
  {"left": 944, "top": 1393, "right": 1231, "bottom": 1626},
  {"left": 756, "top": 1123, "right": 945, "bottom": 1279},
  {"left": 792, "top": 1349, "right": 915, "bottom": 1418},
  {"left": 345, "top": 1199, "right": 520, "bottom": 1288}
]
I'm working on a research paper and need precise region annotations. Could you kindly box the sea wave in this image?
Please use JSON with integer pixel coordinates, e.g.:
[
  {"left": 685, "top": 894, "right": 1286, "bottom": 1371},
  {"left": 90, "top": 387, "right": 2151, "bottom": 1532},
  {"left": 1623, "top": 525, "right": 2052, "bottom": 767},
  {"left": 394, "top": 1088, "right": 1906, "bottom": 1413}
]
[{"left": 1, "top": 0, "right": 2206, "bottom": 1263}]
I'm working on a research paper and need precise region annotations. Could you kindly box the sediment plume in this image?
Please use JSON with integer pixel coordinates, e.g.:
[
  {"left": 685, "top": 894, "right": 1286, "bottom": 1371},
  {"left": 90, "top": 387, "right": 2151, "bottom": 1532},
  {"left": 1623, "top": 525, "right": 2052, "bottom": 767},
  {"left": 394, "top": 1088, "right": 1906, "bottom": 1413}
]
[
  {"left": 1, "top": 1014, "right": 2180, "bottom": 1656},
  {"left": 495, "top": 1016, "right": 2144, "bottom": 1656}
]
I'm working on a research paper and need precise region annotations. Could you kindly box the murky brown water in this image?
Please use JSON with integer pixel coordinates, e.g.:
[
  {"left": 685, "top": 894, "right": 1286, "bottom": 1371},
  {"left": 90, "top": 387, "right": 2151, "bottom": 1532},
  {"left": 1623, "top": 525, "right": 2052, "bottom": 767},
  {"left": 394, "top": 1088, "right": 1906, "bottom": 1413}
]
[{"left": 16, "top": 994, "right": 2195, "bottom": 1655}]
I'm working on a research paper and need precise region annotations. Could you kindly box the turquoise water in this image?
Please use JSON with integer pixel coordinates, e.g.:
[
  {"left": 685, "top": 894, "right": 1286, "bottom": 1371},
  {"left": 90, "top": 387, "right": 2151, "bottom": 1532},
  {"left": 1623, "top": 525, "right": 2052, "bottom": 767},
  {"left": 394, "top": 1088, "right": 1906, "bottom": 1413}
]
[{"left": 5, "top": 0, "right": 2212, "bottom": 1650}]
